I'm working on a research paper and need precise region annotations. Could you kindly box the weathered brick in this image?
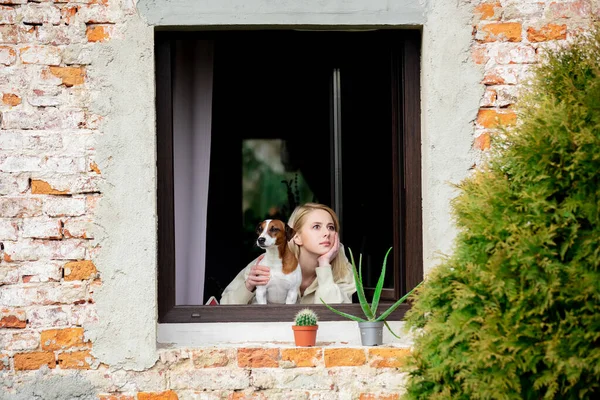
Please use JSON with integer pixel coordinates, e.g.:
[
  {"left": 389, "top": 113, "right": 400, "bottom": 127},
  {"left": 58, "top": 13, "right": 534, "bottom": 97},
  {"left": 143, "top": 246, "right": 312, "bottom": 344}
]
[
  {"left": 487, "top": 43, "right": 536, "bottom": 65},
  {"left": 548, "top": 0, "right": 592, "bottom": 19},
  {"left": 495, "top": 85, "right": 519, "bottom": 107},
  {"left": 0, "top": 330, "right": 39, "bottom": 351},
  {"left": 359, "top": 394, "right": 400, "bottom": 400},
  {"left": 41, "top": 327, "right": 87, "bottom": 350},
  {"left": 29, "top": 86, "right": 64, "bottom": 106},
  {"left": 89, "top": 161, "right": 101, "bottom": 174},
  {"left": 474, "top": 2, "right": 501, "bottom": 21},
  {"left": 2, "top": 92, "right": 20, "bottom": 106},
  {"left": 49, "top": 66, "right": 85, "bottom": 87},
  {"left": 169, "top": 368, "right": 251, "bottom": 390},
  {"left": 237, "top": 348, "right": 279, "bottom": 368},
  {"left": 0, "top": 353, "right": 8, "bottom": 370},
  {"left": 70, "top": 303, "right": 98, "bottom": 326},
  {"left": 2, "top": 239, "right": 87, "bottom": 261},
  {"left": 0, "top": 174, "right": 29, "bottom": 195},
  {"left": 61, "top": 130, "right": 96, "bottom": 153},
  {"left": 19, "top": 45, "right": 62, "bottom": 65},
  {"left": 0, "top": 197, "right": 43, "bottom": 218},
  {"left": 476, "top": 22, "right": 522, "bottom": 42},
  {"left": 0, "top": 308, "right": 27, "bottom": 328},
  {"left": 0, "top": 156, "right": 44, "bottom": 172},
  {"left": 476, "top": 109, "right": 517, "bottom": 128},
  {"left": 39, "top": 66, "right": 64, "bottom": 86},
  {"left": 0, "top": 5, "right": 16, "bottom": 24},
  {"left": 473, "top": 132, "right": 492, "bottom": 151},
  {"left": 31, "top": 175, "right": 101, "bottom": 195},
  {"left": 57, "top": 349, "right": 92, "bottom": 369},
  {"left": 1, "top": 108, "right": 85, "bottom": 130},
  {"left": 480, "top": 88, "right": 497, "bottom": 107},
  {"left": 0, "top": 282, "right": 88, "bottom": 306},
  {"left": 0, "top": 130, "right": 22, "bottom": 151},
  {"left": 31, "top": 179, "right": 68, "bottom": 195},
  {"left": 62, "top": 44, "right": 93, "bottom": 65},
  {"left": 61, "top": 6, "right": 78, "bottom": 25},
  {"left": 27, "top": 305, "right": 70, "bottom": 328},
  {"left": 44, "top": 156, "right": 87, "bottom": 173},
  {"left": 86, "top": 24, "right": 113, "bottom": 42},
  {"left": 281, "top": 348, "right": 322, "bottom": 367},
  {"left": 483, "top": 65, "right": 524, "bottom": 85},
  {"left": 19, "top": 260, "right": 63, "bottom": 282},
  {"left": 503, "top": 2, "right": 545, "bottom": 20},
  {"left": 192, "top": 348, "right": 233, "bottom": 368},
  {"left": 0, "top": 264, "right": 19, "bottom": 284},
  {"left": 21, "top": 217, "right": 63, "bottom": 239},
  {"left": 251, "top": 368, "right": 333, "bottom": 391},
  {"left": 62, "top": 217, "right": 94, "bottom": 239},
  {"left": 0, "top": 219, "right": 18, "bottom": 240},
  {"left": 14, "top": 351, "right": 56, "bottom": 370},
  {"left": 471, "top": 45, "right": 488, "bottom": 65},
  {"left": 368, "top": 348, "right": 410, "bottom": 368},
  {"left": 43, "top": 196, "right": 87, "bottom": 217},
  {"left": 527, "top": 24, "right": 567, "bottom": 43},
  {"left": 64, "top": 260, "right": 97, "bottom": 280},
  {"left": 17, "top": 25, "right": 37, "bottom": 43},
  {"left": 0, "top": 25, "right": 18, "bottom": 44},
  {"left": 78, "top": 4, "right": 118, "bottom": 24},
  {"left": 21, "top": 3, "right": 61, "bottom": 25},
  {"left": 36, "top": 24, "right": 87, "bottom": 46},
  {"left": 324, "top": 348, "right": 366, "bottom": 367},
  {"left": 0, "top": 45, "right": 16, "bottom": 65},
  {"left": 98, "top": 395, "right": 135, "bottom": 400},
  {"left": 138, "top": 391, "right": 179, "bottom": 400}
]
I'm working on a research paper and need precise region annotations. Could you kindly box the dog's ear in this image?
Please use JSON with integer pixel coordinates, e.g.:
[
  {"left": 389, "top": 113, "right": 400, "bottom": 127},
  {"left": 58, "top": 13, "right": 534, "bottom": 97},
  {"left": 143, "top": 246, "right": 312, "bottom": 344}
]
[{"left": 285, "top": 224, "right": 295, "bottom": 242}]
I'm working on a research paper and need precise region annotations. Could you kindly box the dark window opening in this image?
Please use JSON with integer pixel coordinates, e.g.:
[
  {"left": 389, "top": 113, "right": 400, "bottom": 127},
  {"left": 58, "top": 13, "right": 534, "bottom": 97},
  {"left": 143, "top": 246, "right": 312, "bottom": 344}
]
[{"left": 156, "top": 29, "right": 422, "bottom": 323}]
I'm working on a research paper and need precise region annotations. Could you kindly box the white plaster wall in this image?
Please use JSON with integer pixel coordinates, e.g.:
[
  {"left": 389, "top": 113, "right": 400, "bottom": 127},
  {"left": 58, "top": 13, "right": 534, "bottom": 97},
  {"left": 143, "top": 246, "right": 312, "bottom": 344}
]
[{"left": 91, "top": 0, "right": 482, "bottom": 368}]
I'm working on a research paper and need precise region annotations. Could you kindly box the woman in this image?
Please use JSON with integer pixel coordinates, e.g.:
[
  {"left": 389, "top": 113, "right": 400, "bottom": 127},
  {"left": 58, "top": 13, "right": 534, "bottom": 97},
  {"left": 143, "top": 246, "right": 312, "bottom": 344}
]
[{"left": 220, "top": 203, "right": 356, "bottom": 304}]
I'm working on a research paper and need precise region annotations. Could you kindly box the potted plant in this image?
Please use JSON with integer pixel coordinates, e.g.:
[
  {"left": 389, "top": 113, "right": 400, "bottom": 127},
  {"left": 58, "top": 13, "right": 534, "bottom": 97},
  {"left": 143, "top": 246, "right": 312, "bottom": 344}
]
[
  {"left": 292, "top": 308, "right": 319, "bottom": 347},
  {"left": 321, "top": 247, "right": 422, "bottom": 346}
]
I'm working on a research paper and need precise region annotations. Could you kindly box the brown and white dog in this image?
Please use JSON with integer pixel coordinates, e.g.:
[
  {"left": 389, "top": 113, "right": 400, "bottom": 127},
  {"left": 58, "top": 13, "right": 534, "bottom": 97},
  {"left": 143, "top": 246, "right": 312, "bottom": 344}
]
[{"left": 254, "top": 219, "right": 301, "bottom": 304}]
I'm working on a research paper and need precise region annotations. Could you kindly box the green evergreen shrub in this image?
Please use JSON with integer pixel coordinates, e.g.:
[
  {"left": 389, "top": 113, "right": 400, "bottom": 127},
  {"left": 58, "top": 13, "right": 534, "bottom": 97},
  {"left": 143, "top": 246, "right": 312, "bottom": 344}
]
[{"left": 402, "top": 27, "right": 600, "bottom": 399}]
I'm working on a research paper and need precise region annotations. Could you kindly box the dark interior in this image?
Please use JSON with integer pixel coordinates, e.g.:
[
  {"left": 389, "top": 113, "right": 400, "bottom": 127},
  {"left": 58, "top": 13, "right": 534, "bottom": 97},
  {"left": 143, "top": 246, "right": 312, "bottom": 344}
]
[{"left": 203, "top": 31, "right": 396, "bottom": 302}]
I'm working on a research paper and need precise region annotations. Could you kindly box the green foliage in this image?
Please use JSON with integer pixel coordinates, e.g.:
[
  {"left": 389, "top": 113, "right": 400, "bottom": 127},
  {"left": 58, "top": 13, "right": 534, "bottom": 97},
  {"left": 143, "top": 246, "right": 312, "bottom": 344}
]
[
  {"left": 402, "top": 28, "right": 600, "bottom": 399},
  {"left": 321, "top": 247, "right": 422, "bottom": 338},
  {"left": 294, "top": 308, "right": 318, "bottom": 326}
]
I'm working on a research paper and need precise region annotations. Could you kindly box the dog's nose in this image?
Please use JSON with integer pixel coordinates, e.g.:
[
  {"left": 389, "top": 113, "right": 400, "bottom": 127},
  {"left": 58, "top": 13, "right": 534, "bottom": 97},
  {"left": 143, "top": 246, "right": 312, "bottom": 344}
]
[{"left": 257, "top": 237, "right": 266, "bottom": 245}]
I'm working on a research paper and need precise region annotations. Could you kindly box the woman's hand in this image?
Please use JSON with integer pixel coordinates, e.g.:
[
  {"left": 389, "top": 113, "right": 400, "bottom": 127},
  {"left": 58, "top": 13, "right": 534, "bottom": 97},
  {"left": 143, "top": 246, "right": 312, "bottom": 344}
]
[
  {"left": 317, "top": 231, "right": 339, "bottom": 267},
  {"left": 245, "top": 255, "right": 271, "bottom": 292}
]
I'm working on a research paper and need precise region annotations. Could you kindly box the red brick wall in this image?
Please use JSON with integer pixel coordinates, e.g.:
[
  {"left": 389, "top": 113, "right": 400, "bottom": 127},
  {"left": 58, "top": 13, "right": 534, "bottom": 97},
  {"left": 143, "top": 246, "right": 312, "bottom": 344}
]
[
  {"left": 472, "top": 0, "right": 598, "bottom": 151},
  {"left": 0, "top": 0, "right": 598, "bottom": 399}
]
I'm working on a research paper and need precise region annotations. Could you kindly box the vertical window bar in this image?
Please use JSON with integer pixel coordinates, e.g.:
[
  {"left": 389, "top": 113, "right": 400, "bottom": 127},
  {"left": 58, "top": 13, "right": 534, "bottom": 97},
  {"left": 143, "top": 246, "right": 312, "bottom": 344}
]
[{"left": 331, "top": 68, "right": 343, "bottom": 223}]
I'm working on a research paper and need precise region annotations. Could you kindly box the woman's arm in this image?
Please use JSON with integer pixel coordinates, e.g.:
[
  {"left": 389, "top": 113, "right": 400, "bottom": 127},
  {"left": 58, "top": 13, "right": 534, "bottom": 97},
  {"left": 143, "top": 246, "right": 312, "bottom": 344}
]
[{"left": 313, "top": 263, "right": 355, "bottom": 304}]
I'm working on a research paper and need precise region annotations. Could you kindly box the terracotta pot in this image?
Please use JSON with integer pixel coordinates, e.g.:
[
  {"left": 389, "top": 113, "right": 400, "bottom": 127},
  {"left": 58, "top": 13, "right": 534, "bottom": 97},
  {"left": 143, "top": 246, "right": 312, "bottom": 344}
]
[{"left": 292, "top": 325, "right": 318, "bottom": 346}]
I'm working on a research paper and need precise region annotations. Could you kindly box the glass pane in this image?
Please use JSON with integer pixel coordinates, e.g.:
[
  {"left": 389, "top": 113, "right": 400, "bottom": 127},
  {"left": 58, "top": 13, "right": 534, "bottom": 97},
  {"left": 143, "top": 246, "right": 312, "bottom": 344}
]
[
  {"left": 241, "top": 139, "right": 316, "bottom": 262},
  {"left": 337, "top": 36, "right": 395, "bottom": 290}
]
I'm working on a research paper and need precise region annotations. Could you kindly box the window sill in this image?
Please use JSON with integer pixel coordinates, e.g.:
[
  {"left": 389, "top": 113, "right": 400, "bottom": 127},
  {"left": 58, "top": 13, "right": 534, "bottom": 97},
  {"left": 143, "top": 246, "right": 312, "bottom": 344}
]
[{"left": 157, "top": 321, "right": 414, "bottom": 347}]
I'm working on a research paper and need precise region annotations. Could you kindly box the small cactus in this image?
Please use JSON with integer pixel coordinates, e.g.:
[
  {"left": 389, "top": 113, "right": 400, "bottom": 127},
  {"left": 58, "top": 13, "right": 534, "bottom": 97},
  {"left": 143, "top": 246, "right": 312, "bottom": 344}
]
[{"left": 294, "top": 308, "right": 318, "bottom": 326}]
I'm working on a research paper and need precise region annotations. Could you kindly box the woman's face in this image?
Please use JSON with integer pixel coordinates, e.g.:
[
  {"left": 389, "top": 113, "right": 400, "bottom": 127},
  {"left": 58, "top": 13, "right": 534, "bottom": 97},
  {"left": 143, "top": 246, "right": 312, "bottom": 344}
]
[{"left": 293, "top": 209, "right": 336, "bottom": 256}]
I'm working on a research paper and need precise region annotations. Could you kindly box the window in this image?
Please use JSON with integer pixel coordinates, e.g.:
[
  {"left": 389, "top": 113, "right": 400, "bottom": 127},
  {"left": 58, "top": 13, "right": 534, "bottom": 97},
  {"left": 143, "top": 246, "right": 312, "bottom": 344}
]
[{"left": 156, "top": 29, "right": 422, "bottom": 323}]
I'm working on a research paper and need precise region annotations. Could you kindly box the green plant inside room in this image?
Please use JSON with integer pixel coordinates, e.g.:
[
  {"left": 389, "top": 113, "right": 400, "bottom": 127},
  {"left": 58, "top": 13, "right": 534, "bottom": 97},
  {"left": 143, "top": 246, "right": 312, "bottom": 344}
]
[{"left": 401, "top": 28, "right": 600, "bottom": 399}]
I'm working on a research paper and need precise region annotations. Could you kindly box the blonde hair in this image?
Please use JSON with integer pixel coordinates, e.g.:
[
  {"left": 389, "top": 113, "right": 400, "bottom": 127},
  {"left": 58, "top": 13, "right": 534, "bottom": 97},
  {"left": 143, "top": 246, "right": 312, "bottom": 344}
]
[{"left": 287, "top": 202, "right": 351, "bottom": 282}]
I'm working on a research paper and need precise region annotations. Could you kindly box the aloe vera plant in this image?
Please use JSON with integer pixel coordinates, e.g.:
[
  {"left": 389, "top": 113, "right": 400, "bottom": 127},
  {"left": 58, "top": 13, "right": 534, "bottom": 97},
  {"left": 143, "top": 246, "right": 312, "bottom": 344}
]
[{"left": 320, "top": 247, "right": 422, "bottom": 338}]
